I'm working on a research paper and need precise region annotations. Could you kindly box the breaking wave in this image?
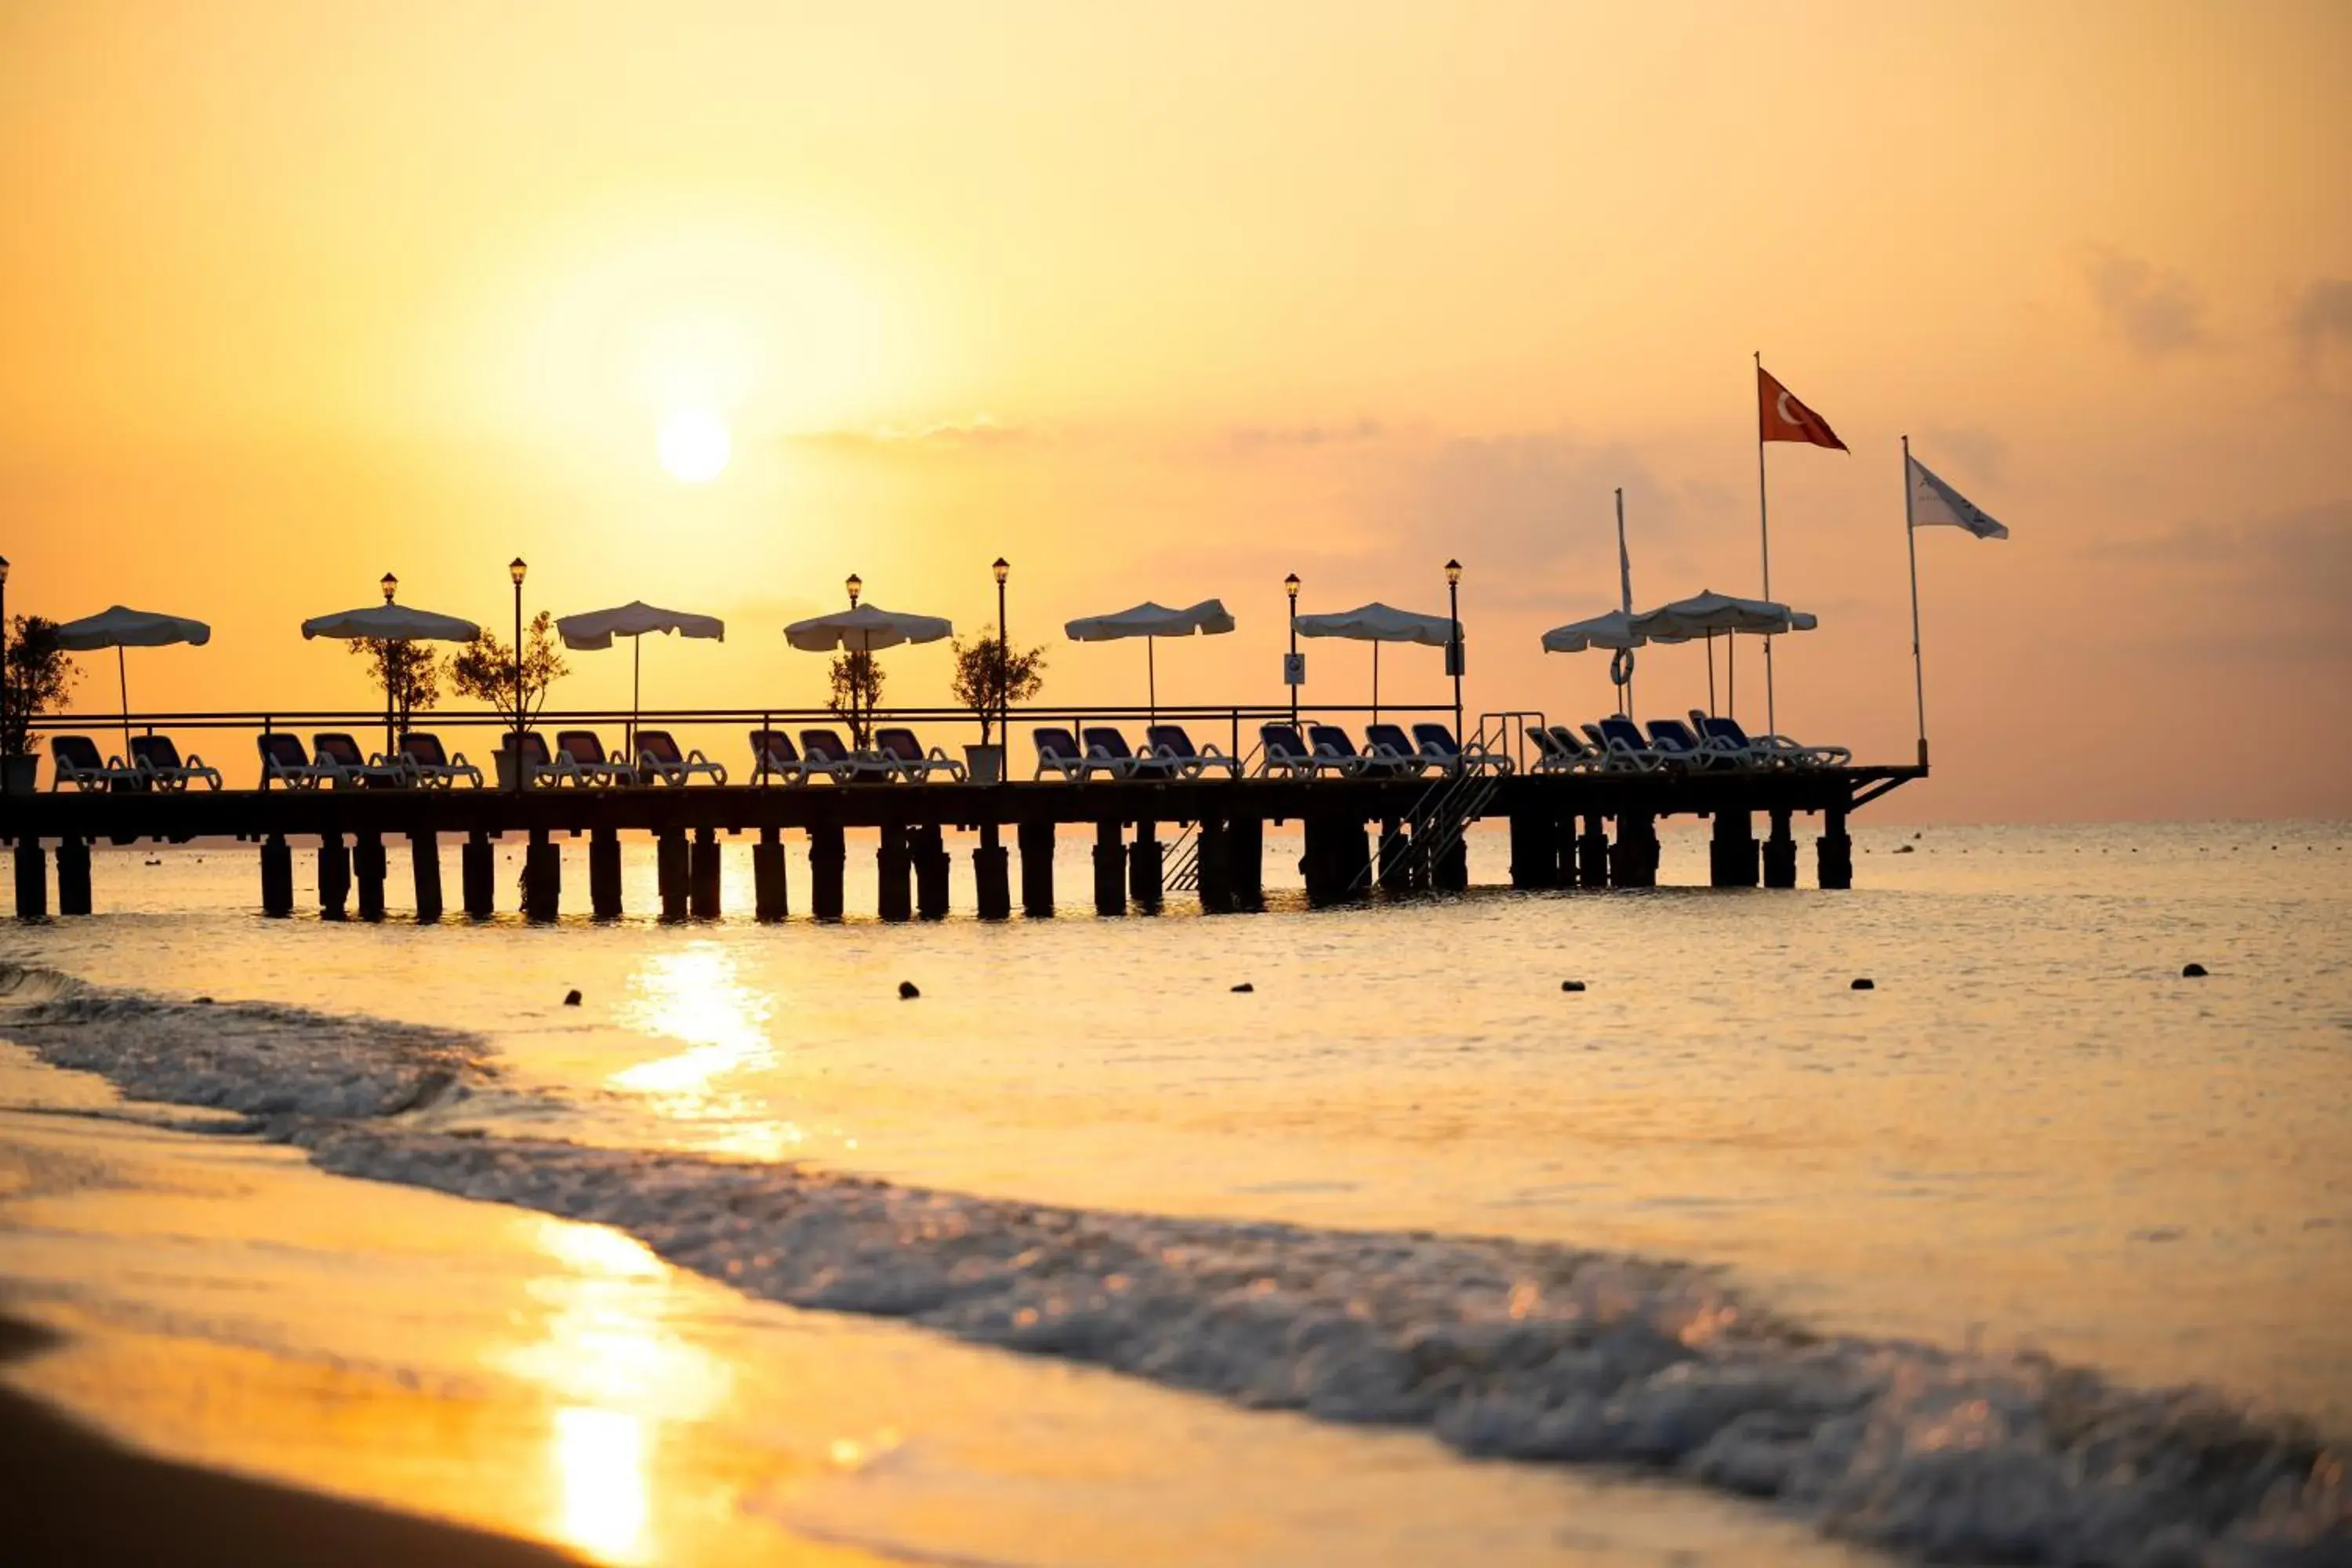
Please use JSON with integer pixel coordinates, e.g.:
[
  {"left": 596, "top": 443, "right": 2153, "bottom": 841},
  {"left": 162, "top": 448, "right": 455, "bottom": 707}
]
[{"left": 4, "top": 960, "right": 2347, "bottom": 1566}]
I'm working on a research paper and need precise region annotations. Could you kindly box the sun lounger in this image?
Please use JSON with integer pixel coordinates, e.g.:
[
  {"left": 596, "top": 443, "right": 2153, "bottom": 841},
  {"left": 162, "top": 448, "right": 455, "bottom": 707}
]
[
  {"left": 1590, "top": 718, "right": 1671, "bottom": 772},
  {"left": 1527, "top": 724, "right": 1588, "bottom": 774},
  {"left": 257, "top": 733, "right": 332, "bottom": 789},
  {"left": 1409, "top": 723, "right": 1513, "bottom": 775},
  {"left": 750, "top": 729, "right": 809, "bottom": 786},
  {"left": 312, "top": 732, "right": 409, "bottom": 788},
  {"left": 800, "top": 729, "right": 895, "bottom": 783},
  {"left": 635, "top": 729, "right": 728, "bottom": 786},
  {"left": 1306, "top": 724, "right": 1378, "bottom": 778},
  {"left": 554, "top": 729, "right": 633, "bottom": 786},
  {"left": 129, "top": 735, "right": 221, "bottom": 791},
  {"left": 1362, "top": 724, "right": 1435, "bottom": 778},
  {"left": 51, "top": 735, "right": 136, "bottom": 792},
  {"left": 1257, "top": 724, "right": 1323, "bottom": 779},
  {"left": 1693, "top": 713, "right": 1852, "bottom": 768},
  {"left": 1082, "top": 727, "right": 1175, "bottom": 781},
  {"left": 397, "top": 732, "right": 482, "bottom": 788},
  {"left": 1035, "top": 727, "right": 1109, "bottom": 782},
  {"left": 873, "top": 727, "right": 967, "bottom": 782},
  {"left": 1645, "top": 718, "right": 1736, "bottom": 771},
  {"left": 1145, "top": 724, "right": 1242, "bottom": 779}
]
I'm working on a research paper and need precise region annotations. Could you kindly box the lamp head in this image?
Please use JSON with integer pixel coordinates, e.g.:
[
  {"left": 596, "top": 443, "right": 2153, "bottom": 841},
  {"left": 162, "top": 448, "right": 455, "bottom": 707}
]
[
  {"left": 1444, "top": 558, "right": 1462, "bottom": 587},
  {"left": 1283, "top": 572, "right": 1300, "bottom": 601},
  {"left": 380, "top": 572, "right": 397, "bottom": 603},
  {"left": 509, "top": 557, "right": 528, "bottom": 586},
  {"left": 992, "top": 557, "right": 1009, "bottom": 586},
  {"left": 845, "top": 572, "right": 862, "bottom": 606}
]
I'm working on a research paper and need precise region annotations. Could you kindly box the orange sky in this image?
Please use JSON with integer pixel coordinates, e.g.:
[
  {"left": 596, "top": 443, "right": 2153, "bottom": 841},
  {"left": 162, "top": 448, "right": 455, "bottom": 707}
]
[{"left": 2, "top": 0, "right": 2347, "bottom": 819}]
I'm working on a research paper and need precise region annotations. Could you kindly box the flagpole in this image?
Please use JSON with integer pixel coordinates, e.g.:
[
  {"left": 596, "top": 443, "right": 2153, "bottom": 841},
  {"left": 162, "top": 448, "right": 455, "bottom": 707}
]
[
  {"left": 1755, "top": 349, "right": 1774, "bottom": 737},
  {"left": 1903, "top": 434, "right": 1928, "bottom": 770}
]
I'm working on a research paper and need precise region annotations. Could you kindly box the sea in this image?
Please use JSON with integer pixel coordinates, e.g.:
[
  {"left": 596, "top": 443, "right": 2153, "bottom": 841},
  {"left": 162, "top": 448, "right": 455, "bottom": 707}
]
[{"left": 2, "top": 818, "right": 2348, "bottom": 1566}]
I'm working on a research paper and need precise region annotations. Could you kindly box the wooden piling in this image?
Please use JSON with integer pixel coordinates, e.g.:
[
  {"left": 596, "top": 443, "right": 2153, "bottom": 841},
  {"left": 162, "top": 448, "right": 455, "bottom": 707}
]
[
  {"left": 911, "top": 824, "right": 950, "bottom": 920},
  {"left": 1611, "top": 812, "right": 1658, "bottom": 889},
  {"left": 1091, "top": 820, "right": 1126, "bottom": 916},
  {"left": 461, "top": 833, "right": 495, "bottom": 919},
  {"left": 972, "top": 821, "right": 1010, "bottom": 920},
  {"left": 261, "top": 834, "right": 294, "bottom": 917},
  {"left": 690, "top": 827, "right": 720, "bottom": 918},
  {"left": 1129, "top": 822, "right": 1163, "bottom": 911},
  {"left": 1228, "top": 815, "right": 1264, "bottom": 909},
  {"left": 1762, "top": 808, "right": 1798, "bottom": 889},
  {"left": 655, "top": 829, "right": 688, "bottom": 920},
  {"left": 1194, "top": 816, "right": 1235, "bottom": 914},
  {"left": 354, "top": 833, "right": 387, "bottom": 920},
  {"left": 55, "top": 839, "right": 91, "bottom": 916},
  {"left": 1708, "top": 809, "right": 1759, "bottom": 888},
  {"left": 589, "top": 828, "right": 622, "bottom": 918},
  {"left": 877, "top": 825, "right": 913, "bottom": 923},
  {"left": 409, "top": 832, "right": 443, "bottom": 921},
  {"left": 318, "top": 834, "right": 351, "bottom": 919},
  {"left": 1508, "top": 809, "right": 1552, "bottom": 890},
  {"left": 1577, "top": 813, "right": 1609, "bottom": 889},
  {"left": 13, "top": 840, "right": 46, "bottom": 920},
  {"left": 1017, "top": 819, "right": 1055, "bottom": 916},
  {"left": 1817, "top": 805, "right": 1853, "bottom": 890},
  {"left": 1376, "top": 816, "right": 1411, "bottom": 891},
  {"left": 753, "top": 826, "right": 789, "bottom": 920},
  {"left": 1433, "top": 831, "right": 1468, "bottom": 892},
  {"left": 808, "top": 822, "right": 845, "bottom": 920},
  {"left": 524, "top": 830, "right": 561, "bottom": 921}
]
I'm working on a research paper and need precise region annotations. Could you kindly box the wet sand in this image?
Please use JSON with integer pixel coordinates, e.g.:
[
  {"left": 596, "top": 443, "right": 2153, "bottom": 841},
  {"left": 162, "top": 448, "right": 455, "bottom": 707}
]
[{"left": 0, "top": 1312, "right": 583, "bottom": 1568}]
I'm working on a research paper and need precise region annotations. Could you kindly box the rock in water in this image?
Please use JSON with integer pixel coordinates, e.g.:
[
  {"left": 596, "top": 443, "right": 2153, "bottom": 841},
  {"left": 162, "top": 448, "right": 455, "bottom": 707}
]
[
  {"left": 2181, "top": 963, "right": 2208, "bottom": 978},
  {"left": 563, "top": 989, "right": 583, "bottom": 1007},
  {"left": 1851, "top": 978, "right": 1875, "bottom": 991},
  {"left": 1230, "top": 982, "right": 1254, "bottom": 993},
  {"left": 1561, "top": 980, "right": 1586, "bottom": 993},
  {"left": 898, "top": 981, "right": 920, "bottom": 1000}
]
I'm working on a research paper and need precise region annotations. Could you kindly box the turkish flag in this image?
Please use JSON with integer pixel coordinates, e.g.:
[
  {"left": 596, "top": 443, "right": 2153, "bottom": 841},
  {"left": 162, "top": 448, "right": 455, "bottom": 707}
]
[{"left": 1758, "top": 365, "right": 1848, "bottom": 451}]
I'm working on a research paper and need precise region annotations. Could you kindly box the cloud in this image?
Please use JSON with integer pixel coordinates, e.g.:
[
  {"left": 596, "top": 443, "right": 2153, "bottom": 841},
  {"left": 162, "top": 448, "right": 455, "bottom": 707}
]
[
  {"left": 2082, "top": 246, "right": 2209, "bottom": 358},
  {"left": 1226, "top": 417, "right": 1387, "bottom": 451},
  {"left": 2074, "top": 499, "right": 2352, "bottom": 657},
  {"left": 786, "top": 414, "right": 1030, "bottom": 451},
  {"left": 2289, "top": 278, "right": 2352, "bottom": 370}
]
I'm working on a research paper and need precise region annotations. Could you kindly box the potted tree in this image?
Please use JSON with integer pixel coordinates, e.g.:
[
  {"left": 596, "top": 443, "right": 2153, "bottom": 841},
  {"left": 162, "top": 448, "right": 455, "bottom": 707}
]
[
  {"left": 450, "top": 612, "right": 568, "bottom": 789},
  {"left": 949, "top": 624, "right": 1047, "bottom": 784},
  {"left": 2, "top": 616, "right": 76, "bottom": 795},
  {"left": 827, "top": 647, "right": 884, "bottom": 751}
]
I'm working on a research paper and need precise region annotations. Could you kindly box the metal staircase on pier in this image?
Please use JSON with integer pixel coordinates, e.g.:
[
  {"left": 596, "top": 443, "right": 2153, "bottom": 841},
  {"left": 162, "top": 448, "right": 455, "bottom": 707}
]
[
  {"left": 1166, "top": 740, "right": 1262, "bottom": 892},
  {"left": 1347, "top": 761, "right": 1501, "bottom": 895}
]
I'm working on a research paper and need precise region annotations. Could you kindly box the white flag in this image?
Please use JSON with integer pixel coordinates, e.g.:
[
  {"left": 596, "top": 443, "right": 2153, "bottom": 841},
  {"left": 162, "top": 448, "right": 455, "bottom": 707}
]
[{"left": 1907, "top": 455, "right": 2009, "bottom": 539}]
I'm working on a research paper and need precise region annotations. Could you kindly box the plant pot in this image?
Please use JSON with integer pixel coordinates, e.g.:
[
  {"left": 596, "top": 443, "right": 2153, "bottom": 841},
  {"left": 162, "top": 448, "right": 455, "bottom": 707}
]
[
  {"left": 964, "top": 744, "right": 1004, "bottom": 785},
  {"left": 492, "top": 742, "right": 523, "bottom": 792},
  {"left": 1, "top": 754, "right": 37, "bottom": 796}
]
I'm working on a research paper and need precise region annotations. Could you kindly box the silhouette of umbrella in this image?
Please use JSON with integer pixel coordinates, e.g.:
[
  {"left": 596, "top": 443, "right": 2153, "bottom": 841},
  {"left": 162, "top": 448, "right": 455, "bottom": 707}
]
[
  {"left": 53, "top": 605, "right": 211, "bottom": 757},
  {"left": 556, "top": 601, "right": 724, "bottom": 757},
  {"left": 1062, "top": 599, "right": 1234, "bottom": 720}
]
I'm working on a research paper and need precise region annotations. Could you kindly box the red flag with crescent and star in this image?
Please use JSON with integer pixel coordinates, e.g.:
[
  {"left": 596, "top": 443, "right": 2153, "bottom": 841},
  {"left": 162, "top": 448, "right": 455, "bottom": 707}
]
[{"left": 1757, "top": 365, "right": 1847, "bottom": 451}]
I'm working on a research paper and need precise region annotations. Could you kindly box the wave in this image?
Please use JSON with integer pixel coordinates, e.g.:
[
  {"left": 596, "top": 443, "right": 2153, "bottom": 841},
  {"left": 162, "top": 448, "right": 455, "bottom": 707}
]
[{"left": 5, "top": 962, "right": 2347, "bottom": 1566}]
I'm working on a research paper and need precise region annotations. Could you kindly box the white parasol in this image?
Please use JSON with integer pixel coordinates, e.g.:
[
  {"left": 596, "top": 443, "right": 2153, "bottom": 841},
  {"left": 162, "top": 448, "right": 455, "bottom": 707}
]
[
  {"left": 1062, "top": 598, "right": 1234, "bottom": 720},
  {"left": 302, "top": 598, "right": 481, "bottom": 751},
  {"left": 1291, "top": 601, "right": 1453, "bottom": 721},
  {"left": 783, "top": 601, "right": 953, "bottom": 742},
  {"left": 556, "top": 601, "right": 724, "bottom": 756},
  {"left": 1628, "top": 590, "right": 1817, "bottom": 717},
  {"left": 54, "top": 605, "right": 212, "bottom": 756}
]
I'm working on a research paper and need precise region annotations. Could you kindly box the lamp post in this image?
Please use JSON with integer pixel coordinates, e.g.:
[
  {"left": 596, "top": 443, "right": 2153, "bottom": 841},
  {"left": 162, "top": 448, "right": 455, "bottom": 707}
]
[
  {"left": 509, "top": 558, "right": 527, "bottom": 791},
  {"left": 1444, "top": 559, "right": 1463, "bottom": 742},
  {"left": 992, "top": 557, "right": 1010, "bottom": 766},
  {"left": 379, "top": 572, "right": 398, "bottom": 753},
  {"left": 1283, "top": 572, "right": 1300, "bottom": 730},
  {"left": 1, "top": 556, "right": 12, "bottom": 750},
  {"left": 845, "top": 572, "right": 863, "bottom": 743}
]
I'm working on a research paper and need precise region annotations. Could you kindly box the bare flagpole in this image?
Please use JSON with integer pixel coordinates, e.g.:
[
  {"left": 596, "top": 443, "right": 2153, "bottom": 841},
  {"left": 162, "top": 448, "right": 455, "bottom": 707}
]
[
  {"left": 1903, "top": 434, "right": 1928, "bottom": 770},
  {"left": 1755, "top": 350, "right": 1774, "bottom": 737}
]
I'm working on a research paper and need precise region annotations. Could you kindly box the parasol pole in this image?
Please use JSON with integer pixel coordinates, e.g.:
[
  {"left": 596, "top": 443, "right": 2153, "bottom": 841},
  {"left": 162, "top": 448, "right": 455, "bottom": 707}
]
[
  {"left": 118, "top": 647, "right": 131, "bottom": 760},
  {"left": 1372, "top": 642, "right": 1380, "bottom": 724},
  {"left": 1147, "top": 635, "right": 1156, "bottom": 724},
  {"left": 631, "top": 634, "right": 641, "bottom": 762}
]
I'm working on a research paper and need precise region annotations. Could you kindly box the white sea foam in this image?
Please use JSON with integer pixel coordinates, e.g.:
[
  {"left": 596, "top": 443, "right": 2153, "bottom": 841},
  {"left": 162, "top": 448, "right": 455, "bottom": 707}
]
[{"left": 4, "top": 961, "right": 2347, "bottom": 1566}]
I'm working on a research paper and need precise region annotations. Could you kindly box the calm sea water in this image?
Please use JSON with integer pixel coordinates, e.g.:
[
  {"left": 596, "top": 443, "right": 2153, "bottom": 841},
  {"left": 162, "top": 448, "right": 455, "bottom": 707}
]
[{"left": 3, "top": 817, "right": 2348, "bottom": 1563}]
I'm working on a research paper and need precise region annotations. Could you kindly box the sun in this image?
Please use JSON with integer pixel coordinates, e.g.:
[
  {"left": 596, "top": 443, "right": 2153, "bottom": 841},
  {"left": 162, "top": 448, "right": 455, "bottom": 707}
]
[{"left": 657, "top": 408, "right": 731, "bottom": 483}]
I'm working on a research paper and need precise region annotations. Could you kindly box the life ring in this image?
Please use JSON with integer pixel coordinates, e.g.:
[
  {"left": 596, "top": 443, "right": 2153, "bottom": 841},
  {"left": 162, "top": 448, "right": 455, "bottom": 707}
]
[{"left": 1610, "top": 647, "right": 1635, "bottom": 688}]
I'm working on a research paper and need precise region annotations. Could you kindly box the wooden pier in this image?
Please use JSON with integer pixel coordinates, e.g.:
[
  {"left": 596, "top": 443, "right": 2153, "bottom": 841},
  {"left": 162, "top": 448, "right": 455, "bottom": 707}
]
[{"left": 0, "top": 763, "right": 1917, "bottom": 922}]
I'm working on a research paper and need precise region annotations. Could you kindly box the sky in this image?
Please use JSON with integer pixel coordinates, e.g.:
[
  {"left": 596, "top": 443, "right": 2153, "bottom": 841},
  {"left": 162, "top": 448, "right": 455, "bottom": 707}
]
[{"left": 2, "top": 0, "right": 2347, "bottom": 820}]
